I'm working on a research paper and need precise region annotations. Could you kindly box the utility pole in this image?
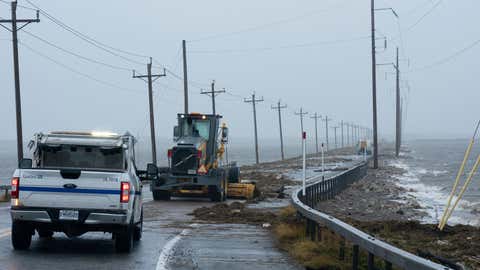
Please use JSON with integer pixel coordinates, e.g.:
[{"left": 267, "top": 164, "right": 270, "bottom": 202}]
[
  {"left": 311, "top": 113, "right": 322, "bottom": 154},
  {"left": 372, "top": 1, "right": 399, "bottom": 168},
  {"left": 244, "top": 93, "right": 264, "bottom": 164},
  {"left": 345, "top": 122, "right": 350, "bottom": 147},
  {"left": 295, "top": 108, "right": 308, "bottom": 133},
  {"left": 332, "top": 126, "right": 339, "bottom": 149},
  {"left": 370, "top": 0, "right": 379, "bottom": 168},
  {"left": 395, "top": 47, "right": 401, "bottom": 157},
  {"left": 340, "top": 121, "right": 344, "bottom": 148},
  {"left": 350, "top": 123, "right": 355, "bottom": 146},
  {"left": 133, "top": 58, "right": 166, "bottom": 165},
  {"left": 201, "top": 80, "right": 225, "bottom": 116},
  {"left": 0, "top": 2, "right": 40, "bottom": 164},
  {"left": 182, "top": 40, "right": 189, "bottom": 114},
  {"left": 272, "top": 101, "right": 287, "bottom": 160},
  {"left": 322, "top": 116, "right": 331, "bottom": 151}
]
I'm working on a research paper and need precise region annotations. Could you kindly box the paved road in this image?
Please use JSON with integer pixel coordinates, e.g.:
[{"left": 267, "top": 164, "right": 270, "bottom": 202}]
[{"left": 0, "top": 186, "right": 301, "bottom": 270}]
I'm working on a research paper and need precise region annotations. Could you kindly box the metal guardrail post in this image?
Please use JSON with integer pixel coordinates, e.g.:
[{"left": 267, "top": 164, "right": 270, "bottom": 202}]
[
  {"left": 352, "top": 244, "right": 359, "bottom": 270},
  {"left": 368, "top": 253, "right": 375, "bottom": 270},
  {"left": 339, "top": 237, "right": 346, "bottom": 261}
]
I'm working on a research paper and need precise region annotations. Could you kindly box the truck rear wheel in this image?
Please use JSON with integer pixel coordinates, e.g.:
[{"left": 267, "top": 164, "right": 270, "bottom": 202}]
[
  {"left": 115, "top": 225, "right": 134, "bottom": 253},
  {"left": 134, "top": 209, "right": 143, "bottom": 241},
  {"left": 153, "top": 190, "right": 171, "bottom": 201},
  {"left": 12, "top": 221, "right": 32, "bottom": 250}
]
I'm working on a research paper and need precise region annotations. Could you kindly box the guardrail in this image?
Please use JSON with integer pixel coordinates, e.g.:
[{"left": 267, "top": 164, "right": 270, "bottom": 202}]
[{"left": 291, "top": 162, "right": 451, "bottom": 270}]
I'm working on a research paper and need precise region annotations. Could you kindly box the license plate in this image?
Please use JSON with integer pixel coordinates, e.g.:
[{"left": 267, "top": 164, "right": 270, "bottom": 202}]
[
  {"left": 59, "top": 210, "right": 79, "bottom": 221},
  {"left": 187, "top": 169, "right": 196, "bottom": 175}
]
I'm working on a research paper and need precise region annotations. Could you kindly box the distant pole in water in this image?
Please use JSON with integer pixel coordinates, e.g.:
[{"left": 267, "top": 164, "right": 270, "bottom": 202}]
[
  {"left": 201, "top": 80, "right": 225, "bottom": 116},
  {"left": 133, "top": 57, "right": 166, "bottom": 165},
  {"left": 182, "top": 40, "right": 189, "bottom": 114},
  {"left": 311, "top": 113, "right": 322, "bottom": 154},
  {"left": 244, "top": 93, "right": 264, "bottom": 164},
  {"left": 0, "top": 2, "right": 40, "bottom": 164},
  {"left": 302, "top": 131, "right": 307, "bottom": 196},
  {"left": 272, "top": 101, "right": 287, "bottom": 160}
]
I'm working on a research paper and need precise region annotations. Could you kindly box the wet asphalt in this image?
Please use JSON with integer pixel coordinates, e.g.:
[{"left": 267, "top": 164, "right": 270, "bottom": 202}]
[{"left": 0, "top": 188, "right": 302, "bottom": 270}]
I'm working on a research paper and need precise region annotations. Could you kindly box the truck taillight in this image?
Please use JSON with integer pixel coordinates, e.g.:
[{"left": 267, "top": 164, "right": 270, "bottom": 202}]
[
  {"left": 120, "top": 182, "right": 130, "bottom": 203},
  {"left": 197, "top": 150, "right": 202, "bottom": 158},
  {"left": 11, "top": 177, "right": 19, "bottom": 199},
  {"left": 167, "top": 149, "right": 173, "bottom": 158}
]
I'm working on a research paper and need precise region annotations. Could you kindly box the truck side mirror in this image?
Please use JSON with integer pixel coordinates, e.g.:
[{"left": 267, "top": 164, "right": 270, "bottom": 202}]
[
  {"left": 173, "top": 126, "right": 179, "bottom": 140},
  {"left": 19, "top": 158, "right": 32, "bottom": 169},
  {"left": 146, "top": 163, "right": 158, "bottom": 179},
  {"left": 221, "top": 127, "right": 229, "bottom": 143}
]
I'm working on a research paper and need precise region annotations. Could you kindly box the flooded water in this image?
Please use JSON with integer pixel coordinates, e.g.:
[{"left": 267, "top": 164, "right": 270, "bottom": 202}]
[{"left": 391, "top": 139, "right": 480, "bottom": 226}]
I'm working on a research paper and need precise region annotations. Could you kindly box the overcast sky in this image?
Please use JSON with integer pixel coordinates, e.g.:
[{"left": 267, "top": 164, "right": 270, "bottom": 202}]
[{"left": 1, "top": 0, "right": 479, "bottom": 149}]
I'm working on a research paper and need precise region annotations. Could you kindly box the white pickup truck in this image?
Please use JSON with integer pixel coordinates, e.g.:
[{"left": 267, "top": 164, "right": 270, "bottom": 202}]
[{"left": 10, "top": 131, "right": 154, "bottom": 253}]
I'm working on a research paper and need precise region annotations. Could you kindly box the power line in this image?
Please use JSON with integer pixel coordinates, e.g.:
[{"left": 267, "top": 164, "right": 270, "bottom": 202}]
[
  {"left": 189, "top": 35, "right": 371, "bottom": 54},
  {"left": 24, "top": 0, "right": 152, "bottom": 67},
  {"left": 407, "top": 37, "right": 480, "bottom": 73},
  {"left": 18, "top": 40, "right": 143, "bottom": 95},
  {"left": 405, "top": 0, "right": 443, "bottom": 31},
  {"left": 188, "top": 0, "right": 349, "bottom": 43},
  {"left": 20, "top": 29, "right": 131, "bottom": 72}
]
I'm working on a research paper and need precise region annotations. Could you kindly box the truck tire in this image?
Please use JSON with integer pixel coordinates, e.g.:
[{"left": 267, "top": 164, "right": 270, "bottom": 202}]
[
  {"left": 228, "top": 167, "right": 240, "bottom": 183},
  {"left": 12, "top": 221, "right": 32, "bottom": 250},
  {"left": 115, "top": 225, "right": 134, "bottom": 253},
  {"left": 209, "top": 186, "right": 225, "bottom": 202},
  {"left": 134, "top": 209, "right": 143, "bottom": 241},
  {"left": 153, "top": 190, "right": 171, "bottom": 201},
  {"left": 38, "top": 229, "right": 54, "bottom": 238}
]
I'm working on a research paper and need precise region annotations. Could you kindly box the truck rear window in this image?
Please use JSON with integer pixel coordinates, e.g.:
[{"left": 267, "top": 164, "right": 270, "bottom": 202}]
[{"left": 40, "top": 145, "right": 125, "bottom": 171}]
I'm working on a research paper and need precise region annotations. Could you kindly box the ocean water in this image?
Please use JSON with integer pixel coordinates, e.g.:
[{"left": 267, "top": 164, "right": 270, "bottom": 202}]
[{"left": 390, "top": 139, "right": 480, "bottom": 226}]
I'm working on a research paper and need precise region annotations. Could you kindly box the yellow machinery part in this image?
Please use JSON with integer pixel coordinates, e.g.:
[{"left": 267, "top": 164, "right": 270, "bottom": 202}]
[{"left": 227, "top": 183, "right": 256, "bottom": 200}]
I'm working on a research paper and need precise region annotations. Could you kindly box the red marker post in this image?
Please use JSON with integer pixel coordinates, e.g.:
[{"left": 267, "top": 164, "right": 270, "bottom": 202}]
[{"left": 302, "top": 131, "right": 307, "bottom": 197}]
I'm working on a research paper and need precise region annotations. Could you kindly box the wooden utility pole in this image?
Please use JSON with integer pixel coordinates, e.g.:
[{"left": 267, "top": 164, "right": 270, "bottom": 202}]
[
  {"left": 295, "top": 108, "right": 308, "bottom": 134},
  {"left": 341, "top": 120, "right": 345, "bottom": 148},
  {"left": 311, "top": 113, "right": 322, "bottom": 154},
  {"left": 133, "top": 58, "right": 166, "bottom": 165},
  {"left": 332, "top": 126, "right": 339, "bottom": 149},
  {"left": 395, "top": 47, "right": 401, "bottom": 157},
  {"left": 0, "top": 2, "right": 40, "bottom": 164},
  {"left": 371, "top": 0, "right": 379, "bottom": 168},
  {"left": 182, "top": 40, "right": 189, "bottom": 114},
  {"left": 272, "top": 101, "right": 287, "bottom": 160},
  {"left": 201, "top": 80, "right": 225, "bottom": 116},
  {"left": 245, "top": 93, "right": 264, "bottom": 164},
  {"left": 322, "top": 116, "right": 331, "bottom": 151}
]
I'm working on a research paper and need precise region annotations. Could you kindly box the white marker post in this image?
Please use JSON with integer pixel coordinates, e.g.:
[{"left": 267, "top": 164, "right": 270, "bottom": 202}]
[
  {"left": 321, "top": 142, "right": 325, "bottom": 180},
  {"left": 302, "top": 131, "right": 307, "bottom": 196}
]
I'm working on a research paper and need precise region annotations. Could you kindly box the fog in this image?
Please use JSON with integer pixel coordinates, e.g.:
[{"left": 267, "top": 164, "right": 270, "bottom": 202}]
[{"left": 1, "top": 0, "right": 479, "bottom": 150}]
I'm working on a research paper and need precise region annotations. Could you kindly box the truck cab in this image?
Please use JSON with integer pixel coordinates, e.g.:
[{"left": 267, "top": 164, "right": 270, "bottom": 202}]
[{"left": 10, "top": 131, "right": 144, "bottom": 252}]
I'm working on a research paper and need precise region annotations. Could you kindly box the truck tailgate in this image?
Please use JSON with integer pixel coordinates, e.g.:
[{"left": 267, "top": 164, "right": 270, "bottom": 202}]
[{"left": 17, "top": 169, "right": 124, "bottom": 210}]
